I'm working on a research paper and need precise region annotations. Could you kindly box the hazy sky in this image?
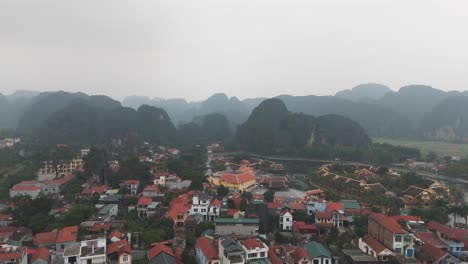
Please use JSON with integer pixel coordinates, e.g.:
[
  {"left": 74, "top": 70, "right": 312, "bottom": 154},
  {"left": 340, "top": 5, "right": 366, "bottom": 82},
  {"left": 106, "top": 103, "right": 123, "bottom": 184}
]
[{"left": 1, "top": 0, "right": 468, "bottom": 101}]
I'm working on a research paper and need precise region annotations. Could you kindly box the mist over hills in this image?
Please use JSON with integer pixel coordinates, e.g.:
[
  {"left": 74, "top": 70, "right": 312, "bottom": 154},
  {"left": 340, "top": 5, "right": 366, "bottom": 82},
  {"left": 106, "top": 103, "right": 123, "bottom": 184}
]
[{"left": 2, "top": 83, "right": 468, "bottom": 143}]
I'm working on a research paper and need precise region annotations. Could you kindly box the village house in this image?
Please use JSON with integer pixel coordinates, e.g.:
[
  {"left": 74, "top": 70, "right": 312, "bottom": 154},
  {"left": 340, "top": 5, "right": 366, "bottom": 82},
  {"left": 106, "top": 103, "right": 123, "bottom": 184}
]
[
  {"left": 147, "top": 243, "right": 176, "bottom": 264},
  {"left": 119, "top": 180, "right": 139, "bottom": 195},
  {"left": 218, "top": 237, "right": 245, "bottom": 264},
  {"left": 293, "top": 221, "right": 318, "bottom": 238},
  {"left": 195, "top": 237, "right": 220, "bottom": 264},
  {"left": 142, "top": 185, "right": 159, "bottom": 197},
  {"left": 82, "top": 185, "right": 107, "bottom": 198},
  {"left": 303, "top": 241, "right": 334, "bottom": 264},
  {"left": 368, "top": 213, "right": 415, "bottom": 258},
  {"left": 94, "top": 204, "right": 118, "bottom": 221},
  {"left": 426, "top": 221, "right": 468, "bottom": 256},
  {"left": 0, "top": 245, "right": 27, "bottom": 264},
  {"left": 239, "top": 238, "right": 269, "bottom": 263},
  {"left": 31, "top": 247, "right": 49, "bottom": 264},
  {"left": 107, "top": 240, "right": 132, "bottom": 264},
  {"left": 279, "top": 210, "right": 293, "bottom": 231},
  {"left": 63, "top": 238, "right": 106, "bottom": 264},
  {"left": 358, "top": 237, "right": 396, "bottom": 261},
  {"left": 287, "top": 247, "right": 312, "bottom": 264},
  {"left": 55, "top": 226, "right": 79, "bottom": 251},
  {"left": 417, "top": 241, "right": 460, "bottom": 264},
  {"left": 137, "top": 197, "right": 153, "bottom": 219}
]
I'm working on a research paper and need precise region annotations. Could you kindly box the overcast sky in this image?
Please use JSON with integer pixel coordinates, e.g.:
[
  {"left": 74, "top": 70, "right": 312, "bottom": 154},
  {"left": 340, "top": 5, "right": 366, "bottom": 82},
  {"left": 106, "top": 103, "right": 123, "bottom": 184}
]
[{"left": 1, "top": 0, "right": 468, "bottom": 101}]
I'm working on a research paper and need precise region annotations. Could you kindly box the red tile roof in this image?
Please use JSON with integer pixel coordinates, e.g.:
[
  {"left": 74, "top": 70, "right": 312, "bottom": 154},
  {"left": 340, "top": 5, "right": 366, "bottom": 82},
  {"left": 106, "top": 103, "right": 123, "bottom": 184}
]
[
  {"left": 56, "top": 226, "right": 78, "bottom": 243},
  {"left": 34, "top": 231, "right": 57, "bottom": 245},
  {"left": 370, "top": 213, "right": 406, "bottom": 234},
  {"left": 0, "top": 214, "right": 11, "bottom": 221},
  {"left": 316, "top": 212, "right": 332, "bottom": 219},
  {"left": 227, "top": 209, "right": 240, "bottom": 216},
  {"left": 289, "top": 203, "right": 306, "bottom": 210},
  {"left": 148, "top": 243, "right": 174, "bottom": 260},
  {"left": 89, "top": 223, "right": 111, "bottom": 232},
  {"left": 391, "top": 215, "right": 421, "bottom": 223},
  {"left": 121, "top": 180, "right": 139, "bottom": 185},
  {"left": 220, "top": 169, "right": 256, "bottom": 185},
  {"left": 166, "top": 203, "right": 190, "bottom": 220},
  {"left": 293, "top": 221, "right": 317, "bottom": 232},
  {"left": 143, "top": 185, "right": 159, "bottom": 192},
  {"left": 211, "top": 198, "right": 221, "bottom": 207},
  {"left": 422, "top": 241, "right": 447, "bottom": 261},
  {"left": 107, "top": 240, "right": 131, "bottom": 256},
  {"left": 241, "top": 238, "right": 265, "bottom": 250},
  {"left": 427, "top": 220, "right": 468, "bottom": 245},
  {"left": 44, "top": 174, "right": 75, "bottom": 186},
  {"left": 307, "top": 189, "right": 323, "bottom": 196},
  {"left": 416, "top": 232, "right": 447, "bottom": 248},
  {"left": 31, "top": 247, "right": 49, "bottom": 262},
  {"left": 268, "top": 247, "right": 283, "bottom": 264},
  {"left": 327, "top": 202, "right": 344, "bottom": 213},
  {"left": 138, "top": 197, "right": 152, "bottom": 206},
  {"left": 196, "top": 237, "right": 218, "bottom": 261},
  {"left": 290, "top": 247, "right": 312, "bottom": 262},
  {"left": 108, "top": 229, "right": 124, "bottom": 240},
  {"left": 12, "top": 186, "right": 42, "bottom": 191},
  {"left": 82, "top": 185, "right": 107, "bottom": 195},
  {"left": 0, "top": 247, "right": 25, "bottom": 261},
  {"left": 363, "top": 237, "right": 387, "bottom": 254},
  {"left": 267, "top": 202, "right": 282, "bottom": 209}
]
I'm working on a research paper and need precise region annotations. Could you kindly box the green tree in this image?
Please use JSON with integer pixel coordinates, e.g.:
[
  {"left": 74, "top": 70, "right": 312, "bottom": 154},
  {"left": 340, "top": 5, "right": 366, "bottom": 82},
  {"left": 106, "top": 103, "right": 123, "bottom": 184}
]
[
  {"left": 217, "top": 185, "right": 229, "bottom": 197},
  {"left": 240, "top": 199, "right": 247, "bottom": 211},
  {"left": 30, "top": 213, "right": 49, "bottom": 233},
  {"left": 124, "top": 195, "right": 139, "bottom": 206},
  {"left": 264, "top": 190, "right": 275, "bottom": 203},
  {"left": 241, "top": 192, "right": 253, "bottom": 201},
  {"left": 142, "top": 228, "right": 166, "bottom": 245},
  {"left": 227, "top": 198, "right": 236, "bottom": 209}
]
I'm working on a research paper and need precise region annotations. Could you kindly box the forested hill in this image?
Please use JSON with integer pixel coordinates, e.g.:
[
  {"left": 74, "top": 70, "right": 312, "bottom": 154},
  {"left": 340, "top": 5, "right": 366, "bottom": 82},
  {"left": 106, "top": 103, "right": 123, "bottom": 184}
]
[
  {"left": 236, "top": 98, "right": 371, "bottom": 155},
  {"left": 13, "top": 91, "right": 176, "bottom": 145}
]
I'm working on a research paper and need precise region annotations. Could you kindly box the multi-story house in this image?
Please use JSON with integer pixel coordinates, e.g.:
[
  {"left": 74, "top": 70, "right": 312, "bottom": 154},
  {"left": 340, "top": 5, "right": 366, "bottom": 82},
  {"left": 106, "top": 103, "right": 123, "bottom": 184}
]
[
  {"left": 95, "top": 204, "right": 118, "bottom": 221},
  {"left": 63, "top": 238, "right": 106, "bottom": 264},
  {"left": 287, "top": 247, "right": 312, "bottom": 264},
  {"left": 119, "top": 180, "right": 139, "bottom": 195},
  {"left": 190, "top": 192, "right": 212, "bottom": 219},
  {"left": 239, "top": 238, "right": 268, "bottom": 263},
  {"left": 306, "top": 199, "right": 327, "bottom": 215},
  {"left": 219, "top": 237, "right": 245, "bottom": 264},
  {"left": 38, "top": 159, "right": 83, "bottom": 181},
  {"left": 196, "top": 237, "right": 220, "bottom": 264},
  {"left": 368, "top": 213, "right": 414, "bottom": 258},
  {"left": 0, "top": 245, "right": 27, "bottom": 264},
  {"left": 279, "top": 210, "right": 293, "bottom": 231},
  {"left": 326, "top": 202, "right": 346, "bottom": 228},
  {"left": 303, "top": 241, "right": 334, "bottom": 264},
  {"left": 107, "top": 240, "right": 132, "bottom": 264},
  {"left": 142, "top": 185, "right": 159, "bottom": 197},
  {"left": 137, "top": 197, "right": 152, "bottom": 219}
]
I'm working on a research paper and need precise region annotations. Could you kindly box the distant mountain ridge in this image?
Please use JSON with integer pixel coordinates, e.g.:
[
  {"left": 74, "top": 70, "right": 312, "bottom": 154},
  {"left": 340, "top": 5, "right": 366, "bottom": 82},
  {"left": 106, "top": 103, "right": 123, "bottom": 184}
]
[{"left": 3, "top": 84, "right": 468, "bottom": 142}]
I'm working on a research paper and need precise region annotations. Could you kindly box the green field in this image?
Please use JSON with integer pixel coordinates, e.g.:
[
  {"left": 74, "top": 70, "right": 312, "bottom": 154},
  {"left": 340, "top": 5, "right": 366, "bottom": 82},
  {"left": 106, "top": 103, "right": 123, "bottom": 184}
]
[{"left": 374, "top": 138, "right": 468, "bottom": 157}]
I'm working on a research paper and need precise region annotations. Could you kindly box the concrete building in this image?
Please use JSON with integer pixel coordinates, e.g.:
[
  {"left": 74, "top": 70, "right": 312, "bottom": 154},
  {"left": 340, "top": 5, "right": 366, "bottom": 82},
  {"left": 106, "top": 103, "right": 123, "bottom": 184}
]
[
  {"left": 215, "top": 218, "right": 259, "bottom": 236},
  {"left": 63, "top": 238, "right": 106, "bottom": 264},
  {"left": 239, "top": 238, "right": 268, "bottom": 263},
  {"left": 279, "top": 210, "right": 293, "bottom": 231},
  {"left": 218, "top": 237, "right": 245, "bottom": 264}
]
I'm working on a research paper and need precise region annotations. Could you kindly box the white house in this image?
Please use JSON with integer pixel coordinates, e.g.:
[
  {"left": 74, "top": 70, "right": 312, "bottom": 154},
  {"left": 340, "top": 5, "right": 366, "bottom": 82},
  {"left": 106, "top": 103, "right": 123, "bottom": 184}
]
[
  {"left": 239, "top": 238, "right": 268, "bottom": 263},
  {"left": 63, "top": 238, "right": 106, "bottom": 264},
  {"left": 358, "top": 237, "right": 395, "bottom": 261},
  {"left": 195, "top": 237, "right": 220, "bottom": 264},
  {"left": 189, "top": 192, "right": 213, "bottom": 221},
  {"left": 279, "top": 210, "right": 293, "bottom": 231},
  {"left": 120, "top": 180, "right": 139, "bottom": 195}
]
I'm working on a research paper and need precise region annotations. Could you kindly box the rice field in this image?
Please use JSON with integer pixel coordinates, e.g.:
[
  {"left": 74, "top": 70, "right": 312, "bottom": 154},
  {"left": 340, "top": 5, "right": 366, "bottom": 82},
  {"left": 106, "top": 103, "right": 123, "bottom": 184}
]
[{"left": 374, "top": 138, "right": 468, "bottom": 157}]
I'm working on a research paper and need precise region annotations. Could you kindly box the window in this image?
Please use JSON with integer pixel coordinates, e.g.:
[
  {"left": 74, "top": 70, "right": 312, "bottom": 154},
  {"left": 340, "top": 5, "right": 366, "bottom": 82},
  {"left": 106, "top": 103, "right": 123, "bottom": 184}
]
[
  {"left": 314, "top": 259, "right": 320, "bottom": 264},
  {"left": 248, "top": 253, "right": 257, "bottom": 258},
  {"left": 395, "top": 236, "right": 402, "bottom": 242},
  {"left": 260, "top": 252, "right": 265, "bottom": 257},
  {"left": 395, "top": 248, "right": 402, "bottom": 254},
  {"left": 123, "top": 254, "right": 128, "bottom": 262}
]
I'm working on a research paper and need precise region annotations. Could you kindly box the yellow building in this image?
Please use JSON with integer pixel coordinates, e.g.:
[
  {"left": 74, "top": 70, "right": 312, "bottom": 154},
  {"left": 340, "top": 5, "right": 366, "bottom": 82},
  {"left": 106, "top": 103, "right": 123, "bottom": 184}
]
[{"left": 218, "top": 166, "right": 257, "bottom": 193}]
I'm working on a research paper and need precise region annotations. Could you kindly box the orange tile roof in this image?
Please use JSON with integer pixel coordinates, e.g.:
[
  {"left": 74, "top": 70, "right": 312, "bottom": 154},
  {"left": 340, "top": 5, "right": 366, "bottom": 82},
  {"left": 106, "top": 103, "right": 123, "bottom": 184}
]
[
  {"left": 56, "top": 226, "right": 78, "bottom": 243},
  {"left": 422, "top": 241, "right": 447, "bottom": 261},
  {"left": 34, "top": 231, "right": 57, "bottom": 245},
  {"left": 138, "top": 197, "right": 152, "bottom": 206},
  {"left": 220, "top": 169, "right": 256, "bottom": 185},
  {"left": 211, "top": 198, "right": 221, "bottom": 207},
  {"left": 363, "top": 237, "right": 387, "bottom": 254},
  {"left": 108, "top": 229, "right": 124, "bottom": 240},
  {"left": 143, "top": 185, "right": 159, "bottom": 192},
  {"left": 12, "top": 186, "right": 42, "bottom": 191},
  {"left": 121, "top": 180, "right": 139, "bottom": 185},
  {"left": 370, "top": 213, "right": 406, "bottom": 234},
  {"left": 107, "top": 240, "right": 131, "bottom": 256},
  {"left": 268, "top": 247, "right": 283, "bottom": 264},
  {"left": 290, "top": 247, "right": 311, "bottom": 262},
  {"left": 289, "top": 202, "right": 306, "bottom": 210},
  {"left": 31, "top": 247, "right": 49, "bottom": 262},
  {"left": 44, "top": 174, "right": 75, "bottom": 185},
  {"left": 89, "top": 223, "right": 111, "bottom": 232},
  {"left": 82, "top": 185, "right": 107, "bottom": 195},
  {"left": 326, "top": 202, "right": 344, "bottom": 213},
  {"left": 267, "top": 202, "right": 282, "bottom": 209},
  {"left": 166, "top": 203, "right": 190, "bottom": 220},
  {"left": 0, "top": 247, "right": 25, "bottom": 261},
  {"left": 196, "top": 237, "right": 218, "bottom": 261},
  {"left": 240, "top": 238, "right": 265, "bottom": 250},
  {"left": 148, "top": 243, "right": 174, "bottom": 260}
]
